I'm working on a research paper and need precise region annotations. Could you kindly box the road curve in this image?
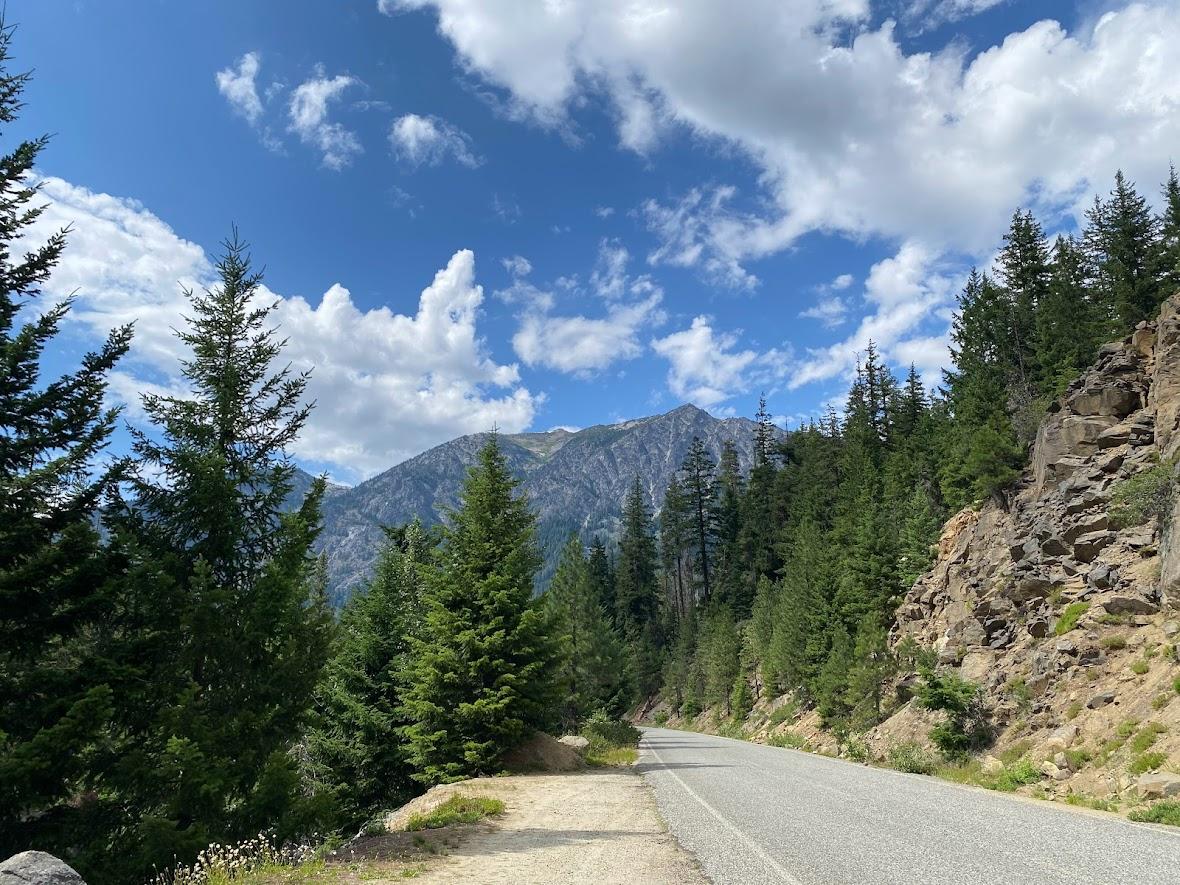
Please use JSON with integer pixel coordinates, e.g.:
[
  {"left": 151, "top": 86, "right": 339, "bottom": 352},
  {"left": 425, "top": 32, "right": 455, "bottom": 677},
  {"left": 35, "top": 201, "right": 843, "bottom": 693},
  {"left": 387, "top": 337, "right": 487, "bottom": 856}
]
[{"left": 637, "top": 726, "right": 1180, "bottom": 885}]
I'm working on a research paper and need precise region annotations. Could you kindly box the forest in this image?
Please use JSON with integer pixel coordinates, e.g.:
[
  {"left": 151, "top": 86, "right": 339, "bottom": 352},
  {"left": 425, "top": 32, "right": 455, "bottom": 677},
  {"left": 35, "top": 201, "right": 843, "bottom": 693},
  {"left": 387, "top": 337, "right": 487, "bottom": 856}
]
[{"left": 4, "top": 16, "right": 1180, "bottom": 885}]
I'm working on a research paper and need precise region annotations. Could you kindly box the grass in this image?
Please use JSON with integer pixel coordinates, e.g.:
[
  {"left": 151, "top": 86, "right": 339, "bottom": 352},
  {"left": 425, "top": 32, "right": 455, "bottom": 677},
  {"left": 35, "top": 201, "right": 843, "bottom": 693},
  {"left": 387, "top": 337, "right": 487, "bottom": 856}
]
[
  {"left": 1131, "top": 659, "right": 1150, "bottom": 675},
  {"left": 1129, "top": 802, "right": 1180, "bottom": 826},
  {"left": 586, "top": 745, "right": 638, "bottom": 767},
  {"left": 1130, "top": 723, "right": 1167, "bottom": 754},
  {"left": 1066, "top": 701, "right": 1083, "bottom": 720},
  {"left": 767, "top": 700, "right": 798, "bottom": 729},
  {"left": 767, "top": 729, "right": 810, "bottom": 750},
  {"left": 1117, "top": 718, "right": 1141, "bottom": 738},
  {"left": 1129, "top": 752, "right": 1168, "bottom": 775},
  {"left": 1054, "top": 602, "right": 1089, "bottom": 635},
  {"left": 1100, "top": 635, "right": 1127, "bottom": 650},
  {"left": 887, "top": 741, "right": 937, "bottom": 775},
  {"left": 1152, "top": 693, "right": 1171, "bottom": 711},
  {"left": 1173, "top": 676, "right": 1180, "bottom": 695},
  {"left": 404, "top": 795, "right": 504, "bottom": 832},
  {"left": 936, "top": 756, "right": 1040, "bottom": 792},
  {"left": 1061, "top": 747, "right": 1092, "bottom": 770},
  {"left": 1064, "top": 793, "right": 1119, "bottom": 813}
]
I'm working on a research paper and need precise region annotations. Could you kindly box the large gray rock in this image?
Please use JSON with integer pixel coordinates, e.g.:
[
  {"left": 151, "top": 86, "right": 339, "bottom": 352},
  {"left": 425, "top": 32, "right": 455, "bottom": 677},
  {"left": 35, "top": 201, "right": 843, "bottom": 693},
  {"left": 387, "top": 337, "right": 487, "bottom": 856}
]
[
  {"left": 558, "top": 735, "right": 590, "bottom": 751},
  {"left": 1136, "top": 771, "right": 1180, "bottom": 799},
  {"left": 1067, "top": 385, "right": 1140, "bottom": 419},
  {"left": 0, "top": 852, "right": 85, "bottom": 885},
  {"left": 1101, "top": 594, "right": 1159, "bottom": 616}
]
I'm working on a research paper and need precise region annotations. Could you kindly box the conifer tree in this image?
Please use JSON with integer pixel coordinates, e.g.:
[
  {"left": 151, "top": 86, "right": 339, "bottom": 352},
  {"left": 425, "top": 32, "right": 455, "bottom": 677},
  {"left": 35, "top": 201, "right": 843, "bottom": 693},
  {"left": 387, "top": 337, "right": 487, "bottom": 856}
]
[
  {"left": 1160, "top": 164, "right": 1180, "bottom": 296},
  {"left": 713, "top": 440, "right": 747, "bottom": 613},
  {"left": 616, "top": 475, "right": 663, "bottom": 695},
  {"left": 0, "top": 23, "right": 133, "bottom": 861},
  {"left": 658, "top": 473, "right": 691, "bottom": 617},
  {"left": 1084, "top": 170, "right": 1163, "bottom": 328},
  {"left": 305, "top": 522, "right": 430, "bottom": 825},
  {"left": 679, "top": 437, "right": 718, "bottom": 601},
  {"left": 401, "top": 436, "right": 559, "bottom": 782},
  {"left": 844, "top": 616, "right": 895, "bottom": 731},
  {"left": 117, "top": 234, "right": 332, "bottom": 873},
  {"left": 545, "top": 536, "right": 629, "bottom": 728},
  {"left": 1034, "top": 235, "right": 1102, "bottom": 398},
  {"left": 586, "top": 537, "right": 616, "bottom": 625},
  {"left": 996, "top": 209, "right": 1049, "bottom": 394}
]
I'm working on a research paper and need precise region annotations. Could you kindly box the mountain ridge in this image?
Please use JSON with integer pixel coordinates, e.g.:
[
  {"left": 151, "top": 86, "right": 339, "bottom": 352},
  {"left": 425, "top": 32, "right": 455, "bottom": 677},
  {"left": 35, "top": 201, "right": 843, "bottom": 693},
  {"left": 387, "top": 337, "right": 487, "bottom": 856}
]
[{"left": 309, "top": 403, "right": 770, "bottom": 604}]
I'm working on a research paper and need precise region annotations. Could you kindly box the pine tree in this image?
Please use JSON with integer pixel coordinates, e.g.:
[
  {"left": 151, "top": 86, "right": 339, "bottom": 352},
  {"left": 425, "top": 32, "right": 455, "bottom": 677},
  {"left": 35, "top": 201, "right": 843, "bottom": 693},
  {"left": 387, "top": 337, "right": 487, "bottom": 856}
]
[
  {"left": 545, "top": 536, "right": 629, "bottom": 728},
  {"left": 305, "top": 522, "right": 430, "bottom": 826},
  {"left": 700, "top": 606, "right": 741, "bottom": 716},
  {"left": 844, "top": 616, "right": 895, "bottom": 731},
  {"left": 116, "top": 234, "right": 332, "bottom": 874},
  {"left": 0, "top": 22, "right": 133, "bottom": 863},
  {"left": 1084, "top": 170, "right": 1164, "bottom": 329},
  {"left": 401, "top": 436, "right": 559, "bottom": 783},
  {"left": 712, "top": 440, "right": 747, "bottom": 613},
  {"left": 1160, "top": 164, "right": 1180, "bottom": 297},
  {"left": 996, "top": 209, "right": 1049, "bottom": 394},
  {"left": 616, "top": 475, "right": 663, "bottom": 696},
  {"left": 1035, "top": 235, "right": 1103, "bottom": 398},
  {"left": 679, "top": 437, "right": 718, "bottom": 602},
  {"left": 658, "top": 474, "right": 691, "bottom": 618},
  {"left": 586, "top": 537, "right": 616, "bottom": 626}
]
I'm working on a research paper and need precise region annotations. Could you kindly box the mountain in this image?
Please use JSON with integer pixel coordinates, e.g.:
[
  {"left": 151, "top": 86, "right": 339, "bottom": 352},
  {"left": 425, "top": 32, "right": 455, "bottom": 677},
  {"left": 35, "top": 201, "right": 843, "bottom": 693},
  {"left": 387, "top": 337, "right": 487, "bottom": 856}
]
[{"left": 307, "top": 404, "right": 768, "bottom": 605}]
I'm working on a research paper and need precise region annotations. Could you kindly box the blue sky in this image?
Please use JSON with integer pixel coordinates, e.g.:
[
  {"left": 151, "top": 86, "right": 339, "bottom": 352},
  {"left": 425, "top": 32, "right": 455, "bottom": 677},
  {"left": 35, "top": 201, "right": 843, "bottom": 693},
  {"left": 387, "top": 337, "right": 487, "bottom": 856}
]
[{"left": 14, "top": 0, "right": 1180, "bottom": 482}]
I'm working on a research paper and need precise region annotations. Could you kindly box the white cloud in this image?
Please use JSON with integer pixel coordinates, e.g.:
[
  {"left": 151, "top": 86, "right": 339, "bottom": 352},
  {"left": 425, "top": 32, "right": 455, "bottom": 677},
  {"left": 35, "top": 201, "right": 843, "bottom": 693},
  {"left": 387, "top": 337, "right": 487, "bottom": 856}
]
[
  {"left": 594, "top": 206, "right": 615, "bottom": 219},
  {"left": 800, "top": 296, "right": 849, "bottom": 328},
  {"left": 216, "top": 52, "right": 265, "bottom": 124},
  {"left": 28, "top": 176, "right": 537, "bottom": 479},
  {"left": 391, "top": 1, "right": 1180, "bottom": 285},
  {"left": 502, "top": 254, "right": 533, "bottom": 277},
  {"left": 905, "top": 0, "right": 1007, "bottom": 31},
  {"left": 288, "top": 68, "right": 362, "bottom": 169},
  {"left": 506, "top": 240, "right": 664, "bottom": 375},
  {"left": 790, "top": 240, "right": 958, "bottom": 388},
  {"left": 829, "top": 273, "right": 854, "bottom": 291},
  {"left": 389, "top": 113, "right": 482, "bottom": 167},
  {"left": 651, "top": 316, "right": 790, "bottom": 408}
]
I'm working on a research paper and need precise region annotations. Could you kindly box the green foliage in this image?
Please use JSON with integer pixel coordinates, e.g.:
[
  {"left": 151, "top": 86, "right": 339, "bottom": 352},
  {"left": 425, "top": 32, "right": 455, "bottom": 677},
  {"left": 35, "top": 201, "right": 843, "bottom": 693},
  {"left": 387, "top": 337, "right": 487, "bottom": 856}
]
[
  {"left": 887, "top": 742, "right": 937, "bottom": 775},
  {"left": 767, "top": 731, "right": 809, "bottom": 750},
  {"left": 1129, "top": 752, "right": 1167, "bottom": 775},
  {"left": 1130, "top": 723, "right": 1167, "bottom": 754},
  {"left": 1129, "top": 802, "right": 1180, "bottom": 826},
  {"left": 1101, "top": 635, "right": 1128, "bottom": 650},
  {"left": 582, "top": 710, "right": 641, "bottom": 747},
  {"left": 916, "top": 667, "right": 988, "bottom": 758},
  {"left": 990, "top": 760, "right": 1041, "bottom": 792},
  {"left": 1130, "top": 659, "right": 1150, "bottom": 675},
  {"left": 400, "top": 436, "right": 561, "bottom": 784},
  {"left": 404, "top": 795, "right": 504, "bottom": 831},
  {"left": 1110, "top": 456, "right": 1176, "bottom": 529},
  {"left": 1054, "top": 602, "right": 1090, "bottom": 635},
  {"left": 305, "top": 523, "right": 431, "bottom": 826},
  {"left": 767, "top": 702, "right": 798, "bottom": 729}
]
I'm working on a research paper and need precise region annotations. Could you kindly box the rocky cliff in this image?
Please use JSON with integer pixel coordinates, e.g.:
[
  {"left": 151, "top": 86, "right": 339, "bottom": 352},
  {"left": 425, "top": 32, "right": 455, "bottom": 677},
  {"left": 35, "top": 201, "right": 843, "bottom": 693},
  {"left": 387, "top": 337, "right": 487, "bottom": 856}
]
[{"left": 871, "top": 293, "right": 1180, "bottom": 801}]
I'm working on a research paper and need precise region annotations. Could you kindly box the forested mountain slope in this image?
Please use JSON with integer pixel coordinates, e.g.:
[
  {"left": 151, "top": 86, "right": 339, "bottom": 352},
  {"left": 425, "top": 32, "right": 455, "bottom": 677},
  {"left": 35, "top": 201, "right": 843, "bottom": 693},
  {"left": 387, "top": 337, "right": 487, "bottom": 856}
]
[{"left": 313, "top": 404, "right": 765, "bottom": 603}]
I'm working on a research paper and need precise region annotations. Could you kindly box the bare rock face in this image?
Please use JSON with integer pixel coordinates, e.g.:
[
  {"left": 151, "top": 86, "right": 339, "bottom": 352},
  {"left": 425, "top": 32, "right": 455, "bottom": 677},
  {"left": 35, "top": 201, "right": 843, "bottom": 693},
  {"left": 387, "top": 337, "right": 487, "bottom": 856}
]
[
  {"left": 882, "top": 292, "right": 1180, "bottom": 798},
  {"left": 0, "top": 852, "right": 85, "bottom": 885}
]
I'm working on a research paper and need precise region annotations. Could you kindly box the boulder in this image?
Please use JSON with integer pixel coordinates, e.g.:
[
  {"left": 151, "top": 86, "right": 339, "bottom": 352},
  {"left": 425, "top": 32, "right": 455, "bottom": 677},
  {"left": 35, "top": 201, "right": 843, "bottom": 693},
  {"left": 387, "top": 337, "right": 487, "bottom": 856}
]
[
  {"left": 1063, "top": 514, "right": 1110, "bottom": 543},
  {"left": 1047, "top": 723, "right": 1079, "bottom": 747},
  {"left": 1040, "top": 760, "right": 1070, "bottom": 781},
  {"left": 1055, "top": 639, "right": 1077, "bottom": 655},
  {"left": 1101, "top": 594, "right": 1160, "bottom": 616},
  {"left": 1087, "top": 564, "right": 1116, "bottom": 591},
  {"left": 558, "top": 735, "right": 590, "bottom": 751},
  {"left": 1073, "top": 531, "right": 1114, "bottom": 563},
  {"left": 1026, "top": 617, "right": 1050, "bottom": 638},
  {"left": 1136, "top": 772, "right": 1180, "bottom": 800},
  {"left": 1067, "top": 385, "right": 1140, "bottom": 419},
  {"left": 1163, "top": 620, "right": 1180, "bottom": 639},
  {"left": 981, "top": 755, "right": 1004, "bottom": 775},
  {"left": 0, "top": 852, "right": 86, "bottom": 885},
  {"left": 1087, "top": 690, "right": 1116, "bottom": 709},
  {"left": 1096, "top": 424, "right": 1132, "bottom": 448}
]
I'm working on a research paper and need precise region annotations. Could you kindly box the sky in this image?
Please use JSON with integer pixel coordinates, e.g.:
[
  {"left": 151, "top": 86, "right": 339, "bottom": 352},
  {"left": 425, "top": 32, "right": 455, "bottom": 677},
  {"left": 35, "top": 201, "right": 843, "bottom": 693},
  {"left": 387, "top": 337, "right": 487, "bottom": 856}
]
[{"left": 13, "top": 0, "right": 1180, "bottom": 483}]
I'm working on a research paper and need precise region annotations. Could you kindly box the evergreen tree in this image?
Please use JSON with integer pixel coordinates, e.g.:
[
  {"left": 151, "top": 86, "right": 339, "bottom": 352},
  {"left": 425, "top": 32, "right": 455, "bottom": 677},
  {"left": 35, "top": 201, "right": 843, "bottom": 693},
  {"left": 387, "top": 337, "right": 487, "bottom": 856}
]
[
  {"left": 700, "top": 606, "right": 741, "bottom": 716},
  {"left": 545, "top": 536, "right": 629, "bottom": 728},
  {"left": 1160, "top": 164, "right": 1180, "bottom": 296},
  {"left": 401, "top": 436, "right": 559, "bottom": 783},
  {"left": 658, "top": 473, "right": 692, "bottom": 618},
  {"left": 305, "top": 523, "right": 430, "bottom": 826},
  {"left": 844, "top": 616, "right": 895, "bottom": 731},
  {"left": 1035, "top": 235, "right": 1103, "bottom": 398},
  {"left": 996, "top": 209, "right": 1049, "bottom": 394},
  {"left": 616, "top": 475, "right": 660, "bottom": 635},
  {"left": 679, "top": 437, "right": 718, "bottom": 602},
  {"left": 1084, "top": 170, "right": 1164, "bottom": 328},
  {"left": 0, "top": 24, "right": 133, "bottom": 864},
  {"left": 116, "top": 234, "right": 333, "bottom": 874},
  {"left": 586, "top": 537, "right": 616, "bottom": 626},
  {"left": 712, "top": 440, "right": 747, "bottom": 613}
]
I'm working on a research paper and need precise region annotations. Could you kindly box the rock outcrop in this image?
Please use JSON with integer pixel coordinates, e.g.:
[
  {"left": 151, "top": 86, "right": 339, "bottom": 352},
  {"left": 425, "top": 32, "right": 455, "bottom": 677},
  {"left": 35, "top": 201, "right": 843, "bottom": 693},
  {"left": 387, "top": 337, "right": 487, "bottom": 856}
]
[
  {"left": 884, "top": 293, "right": 1180, "bottom": 802},
  {"left": 0, "top": 852, "right": 85, "bottom": 885}
]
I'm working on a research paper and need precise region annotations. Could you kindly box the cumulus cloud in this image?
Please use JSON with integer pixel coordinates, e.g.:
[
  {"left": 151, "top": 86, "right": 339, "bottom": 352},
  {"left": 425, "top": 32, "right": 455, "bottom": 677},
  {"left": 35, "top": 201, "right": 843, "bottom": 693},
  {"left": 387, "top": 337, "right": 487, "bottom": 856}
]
[
  {"left": 390, "top": 113, "right": 482, "bottom": 167},
  {"left": 216, "top": 52, "right": 265, "bottom": 124},
  {"left": 904, "top": 0, "right": 1007, "bottom": 31},
  {"left": 28, "top": 176, "right": 537, "bottom": 479},
  {"left": 651, "top": 316, "right": 791, "bottom": 408},
  {"left": 389, "top": 1, "right": 1180, "bottom": 282},
  {"left": 288, "top": 68, "right": 363, "bottom": 169},
  {"left": 791, "top": 240, "right": 958, "bottom": 388},
  {"left": 504, "top": 240, "right": 664, "bottom": 375},
  {"left": 800, "top": 296, "right": 849, "bottom": 328}
]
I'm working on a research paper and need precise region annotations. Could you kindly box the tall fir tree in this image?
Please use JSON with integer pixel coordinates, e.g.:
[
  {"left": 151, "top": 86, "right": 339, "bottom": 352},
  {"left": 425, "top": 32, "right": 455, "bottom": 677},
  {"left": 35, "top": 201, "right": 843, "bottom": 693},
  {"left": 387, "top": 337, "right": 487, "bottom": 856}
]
[
  {"left": 115, "top": 234, "right": 332, "bottom": 876},
  {"left": 0, "top": 23, "right": 133, "bottom": 865},
  {"left": 615, "top": 475, "right": 663, "bottom": 695},
  {"left": 1160, "top": 164, "right": 1180, "bottom": 297},
  {"left": 1034, "top": 234, "right": 1103, "bottom": 398},
  {"left": 1084, "top": 170, "right": 1163, "bottom": 329},
  {"left": 401, "top": 436, "right": 559, "bottom": 783},
  {"left": 679, "top": 437, "right": 718, "bottom": 602}
]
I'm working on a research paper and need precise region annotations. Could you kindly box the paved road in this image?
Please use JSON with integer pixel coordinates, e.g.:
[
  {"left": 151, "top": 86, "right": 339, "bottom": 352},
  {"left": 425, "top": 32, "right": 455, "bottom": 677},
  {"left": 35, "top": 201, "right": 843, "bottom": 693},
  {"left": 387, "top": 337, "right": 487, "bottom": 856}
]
[{"left": 638, "top": 727, "right": 1180, "bottom": 885}]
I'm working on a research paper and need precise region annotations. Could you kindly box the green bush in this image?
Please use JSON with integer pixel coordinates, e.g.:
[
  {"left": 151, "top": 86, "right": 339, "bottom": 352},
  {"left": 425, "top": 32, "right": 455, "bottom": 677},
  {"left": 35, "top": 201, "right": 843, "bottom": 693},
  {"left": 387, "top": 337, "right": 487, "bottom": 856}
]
[
  {"left": 991, "top": 759, "right": 1041, "bottom": 792},
  {"left": 887, "top": 742, "right": 937, "bottom": 775},
  {"left": 652, "top": 710, "right": 669, "bottom": 726},
  {"left": 582, "top": 710, "right": 641, "bottom": 762},
  {"left": 916, "top": 667, "right": 987, "bottom": 758},
  {"left": 1101, "top": 635, "right": 1128, "bottom": 650},
  {"left": 1131, "top": 722, "right": 1167, "bottom": 754},
  {"left": 1110, "top": 456, "right": 1177, "bottom": 529},
  {"left": 1054, "top": 602, "right": 1089, "bottom": 636},
  {"left": 1130, "top": 659, "right": 1150, "bottom": 675},
  {"left": 1129, "top": 802, "right": 1180, "bottom": 826},
  {"left": 767, "top": 701, "right": 798, "bottom": 729},
  {"left": 1174, "top": 676, "right": 1180, "bottom": 695},
  {"left": 844, "top": 734, "right": 871, "bottom": 763},
  {"left": 768, "top": 730, "right": 808, "bottom": 750}
]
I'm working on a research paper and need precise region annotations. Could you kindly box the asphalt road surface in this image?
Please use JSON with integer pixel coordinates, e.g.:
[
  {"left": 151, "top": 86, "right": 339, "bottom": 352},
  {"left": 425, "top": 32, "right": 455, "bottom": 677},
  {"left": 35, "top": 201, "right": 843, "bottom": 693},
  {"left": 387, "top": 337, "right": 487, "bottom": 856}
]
[{"left": 638, "top": 726, "right": 1180, "bottom": 885}]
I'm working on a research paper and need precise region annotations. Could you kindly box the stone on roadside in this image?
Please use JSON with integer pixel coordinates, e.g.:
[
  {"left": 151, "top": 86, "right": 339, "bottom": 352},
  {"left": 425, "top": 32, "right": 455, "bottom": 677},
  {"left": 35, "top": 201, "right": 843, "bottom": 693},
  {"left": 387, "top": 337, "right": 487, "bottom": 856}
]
[
  {"left": 1136, "top": 772, "right": 1180, "bottom": 799},
  {"left": 558, "top": 735, "right": 590, "bottom": 751},
  {"left": 0, "top": 852, "right": 86, "bottom": 885}
]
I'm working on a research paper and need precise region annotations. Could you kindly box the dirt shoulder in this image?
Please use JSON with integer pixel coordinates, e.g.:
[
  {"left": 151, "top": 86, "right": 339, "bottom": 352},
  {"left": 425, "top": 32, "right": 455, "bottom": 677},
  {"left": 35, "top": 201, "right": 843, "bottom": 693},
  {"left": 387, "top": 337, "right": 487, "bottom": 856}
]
[{"left": 391, "top": 769, "right": 705, "bottom": 884}]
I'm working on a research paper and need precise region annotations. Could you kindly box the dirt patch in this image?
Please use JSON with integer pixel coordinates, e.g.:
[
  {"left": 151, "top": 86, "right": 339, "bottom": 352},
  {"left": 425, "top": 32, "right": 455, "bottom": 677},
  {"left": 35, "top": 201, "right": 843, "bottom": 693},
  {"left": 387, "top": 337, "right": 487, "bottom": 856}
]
[{"left": 407, "top": 770, "right": 705, "bottom": 884}]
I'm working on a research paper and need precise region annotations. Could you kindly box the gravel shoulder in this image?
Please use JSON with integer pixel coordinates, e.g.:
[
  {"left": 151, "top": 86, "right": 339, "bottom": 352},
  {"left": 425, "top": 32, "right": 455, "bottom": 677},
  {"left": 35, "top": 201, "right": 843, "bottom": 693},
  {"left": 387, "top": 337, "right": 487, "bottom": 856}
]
[{"left": 404, "top": 769, "right": 706, "bottom": 884}]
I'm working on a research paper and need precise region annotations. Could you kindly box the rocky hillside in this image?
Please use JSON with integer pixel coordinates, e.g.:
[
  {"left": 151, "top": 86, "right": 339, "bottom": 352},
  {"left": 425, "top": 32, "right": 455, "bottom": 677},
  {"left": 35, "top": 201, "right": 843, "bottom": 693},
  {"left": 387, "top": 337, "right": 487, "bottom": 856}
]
[
  {"left": 314, "top": 404, "right": 765, "bottom": 604},
  {"left": 664, "top": 293, "right": 1180, "bottom": 809}
]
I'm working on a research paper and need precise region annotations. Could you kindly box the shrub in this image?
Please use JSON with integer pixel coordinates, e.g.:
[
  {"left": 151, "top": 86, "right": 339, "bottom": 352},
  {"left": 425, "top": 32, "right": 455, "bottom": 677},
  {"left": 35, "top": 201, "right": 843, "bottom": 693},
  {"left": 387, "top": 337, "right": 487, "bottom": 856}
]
[
  {"left": 888, "top": 742, "right": 937, "bottom": 774},
  {"left": 582, "top": 710, "right": 641, "bottom": 747},
  {"left": 1117, "top": 718, "right": 1141, "bottom": 738},
  {"left": 991, "top": 759, "right": 1041, "bottom": 792},
  {"left": 1062, "top": 747, "right": 1092, "bottom": 770},
  {"left": 1129, "top": 802, "right": 1180, "bottom": 826},
  {"left": 768, "top": 730, "right": 808, "bottom": 750},
  {"left": 1152, "top": 694, "right": 1170, "bottom": 711},
  {"left": 1066, "top": 701, "right": 1083, "bottom": 720},
  {"left": 405, "top": 795, "right": 504, "bottom": 831},
  {"left": 1109, "top": 456, "right": 1176, "bottom": 529},
  {"left": 1130, "top": 659, "right": 1150, "bottom": 675},
  {"left": 1174, "top": 676, "right": 1180, "bottom": 695},
  {"left": 1054, "top": 602, "right": 1089, "bottom": 636},
  {"left": 767, "top": 700, "right": 798, "bottom": 729},
  {"left": 1128, "top": 752, "right": 1167, "bottom": 775},
  {"left": 916, "top": 667, "right": 988, "bottom": 758},
  {"left": 652, "top": 710, "right": 669, "bottom": 726},
  {"left": 844, "top": 734, "right": 870, "bottom": 763},
  {"left": 1101, "top": 635, "right": 1128, "bottom": 650}
]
